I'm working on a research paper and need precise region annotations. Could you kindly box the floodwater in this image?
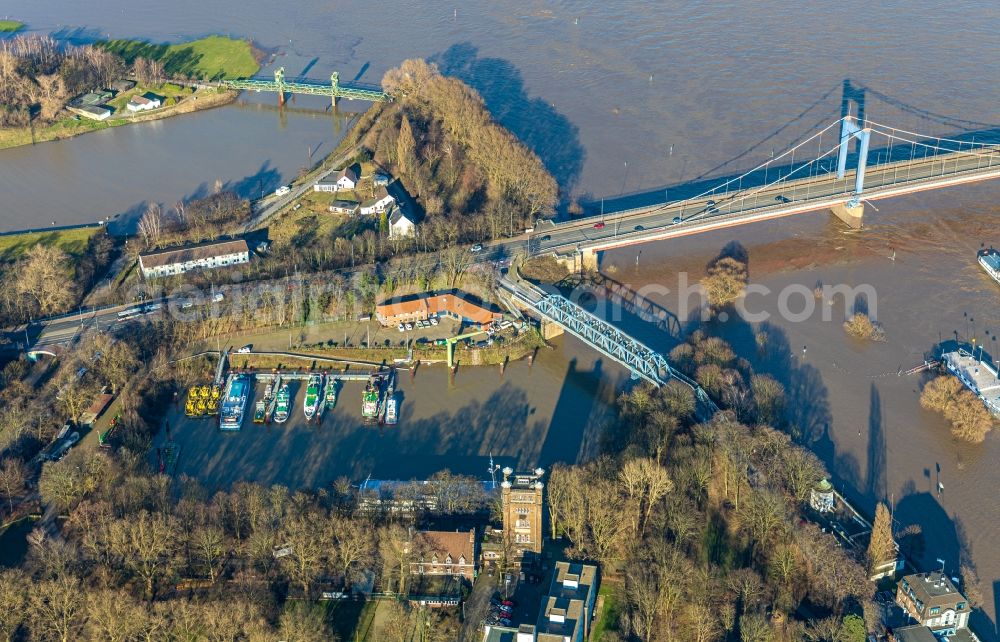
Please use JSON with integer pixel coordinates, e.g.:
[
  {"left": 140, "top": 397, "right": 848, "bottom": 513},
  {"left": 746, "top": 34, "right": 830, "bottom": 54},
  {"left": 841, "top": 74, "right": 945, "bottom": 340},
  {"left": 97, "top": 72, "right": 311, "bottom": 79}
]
[
  {"left": 601, "top": 183, "right": 1000, "bottom": 637},
  {"left": 6, "top": 0, "right": 1000, "bottom": 633},
  {"left": 160, "top": 339, "right": 621, "bottom": 487}
]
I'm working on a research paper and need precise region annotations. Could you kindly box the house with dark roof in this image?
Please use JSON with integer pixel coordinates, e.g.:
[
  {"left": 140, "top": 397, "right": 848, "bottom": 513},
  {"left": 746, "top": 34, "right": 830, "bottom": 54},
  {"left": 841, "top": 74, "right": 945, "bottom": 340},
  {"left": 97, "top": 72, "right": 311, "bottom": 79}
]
[
  {"left": 388, "top": 209, "right": 416, "bottom": 238},
  {"left": 896, "top": 572, "right": 971, "bottom": 636},
  {"left": 360, "top": 186, "right": 395, "bottom": 215},
  {"left": 138, "top": 239, "right": 250, "bottom": 279},
  {"left": 332, "top": 166, "right": 359, "bottom": 190},
  {"left": 328, "top": 198, "right": 360, "bottom": 215}
]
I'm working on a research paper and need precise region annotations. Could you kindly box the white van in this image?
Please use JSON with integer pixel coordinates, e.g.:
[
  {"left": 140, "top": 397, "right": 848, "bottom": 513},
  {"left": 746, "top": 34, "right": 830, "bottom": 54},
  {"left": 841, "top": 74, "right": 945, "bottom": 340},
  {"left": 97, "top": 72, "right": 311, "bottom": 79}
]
[{"left": 275, "top": 185, "right": 291, "bottom": 197}]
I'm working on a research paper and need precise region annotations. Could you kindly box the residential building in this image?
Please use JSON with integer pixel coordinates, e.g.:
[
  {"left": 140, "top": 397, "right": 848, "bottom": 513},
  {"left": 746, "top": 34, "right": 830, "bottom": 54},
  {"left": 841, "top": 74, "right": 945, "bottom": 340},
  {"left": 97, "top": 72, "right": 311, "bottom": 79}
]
[
  {"left": 77, "top": 91, "right": 113, "bottom": 106},
  {"left": 547, "top": 561, "right": 599, "bottom": 635},
  {"left": 127, "top": 93, "right": 161, "bottom": 112},
  {"left": 73, "top": 105, "right": 112, "bottom": 121},
  {"left": 313, "top": 180, "right": 338, "bottom": 192},
  {"left": 111, "top": 79, "right": 136, "bottom": 93},
  {"left": 407, "top": 530, "right": 477, "bottom": 581},
  {"left": 484, "top": 562, "right": 600, "bottom": 642},
  {"left": 500, "top": 468, "right": 545, "bottom": 565},
  {"left": 388, "top": 209, "right": 416, "bottom": 238},
  {"left": 332, "top": 166, "right": 358, "bottom": 190},
  {"left": 483, "top": 624, "right": 535, "bottom": 642},
  {"left": 138, "top": 239, "right": 250, "bottom": 279},
  {"left": 328, "top": 199, "right": 360, "bottom": 215},
  {"left": 893, "top": 625, "right": 981, "bottom": 642},
  {"left": 359, "top": 186, "right": 396, "bottom": 215},
  {"left": 375, "top": 291, "right": 503, "bottom": 329},
  {"left": 896, "top": 572, "right": 971, "bottom": 636},
  {"left": 80, "top": 392, "right": 115, "bottom": 428}
]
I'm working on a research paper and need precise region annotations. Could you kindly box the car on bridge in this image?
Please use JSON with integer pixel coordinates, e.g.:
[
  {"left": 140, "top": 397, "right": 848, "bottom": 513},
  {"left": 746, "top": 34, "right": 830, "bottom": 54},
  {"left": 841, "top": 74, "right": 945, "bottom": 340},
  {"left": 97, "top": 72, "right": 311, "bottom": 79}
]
[
  {"left": 593, "top": 221, "right": 605, "bottom": 229},
  {"left": 671, "top": 216, "right": 682, "bottom": 225},
  {"left": 775, "top": 194, "right": 791, "bottom": 203},
  {"left": 634, "top": 225, "right": 645, "bottom": 231}
]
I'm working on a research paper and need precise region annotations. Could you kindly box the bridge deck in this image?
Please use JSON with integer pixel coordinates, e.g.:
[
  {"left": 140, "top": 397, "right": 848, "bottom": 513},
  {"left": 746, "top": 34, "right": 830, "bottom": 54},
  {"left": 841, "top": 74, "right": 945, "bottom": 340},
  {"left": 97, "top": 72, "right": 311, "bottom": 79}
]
[{"left": 552, "top": 143, "right": 1000, "bottom": 254}]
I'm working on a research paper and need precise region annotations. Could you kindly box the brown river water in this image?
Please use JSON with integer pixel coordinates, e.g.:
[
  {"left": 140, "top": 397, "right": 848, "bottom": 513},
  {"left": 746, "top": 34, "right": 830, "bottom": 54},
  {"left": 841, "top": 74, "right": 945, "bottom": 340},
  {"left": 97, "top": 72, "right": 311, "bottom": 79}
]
[{"left": 5, "top": 0, "right": 1000, "bottom": 632}]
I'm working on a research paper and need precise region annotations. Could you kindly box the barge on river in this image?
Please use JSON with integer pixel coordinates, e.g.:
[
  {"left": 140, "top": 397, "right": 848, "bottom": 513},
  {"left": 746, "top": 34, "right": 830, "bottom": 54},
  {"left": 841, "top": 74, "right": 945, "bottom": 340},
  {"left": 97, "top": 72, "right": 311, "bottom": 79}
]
[
  {"left": 979, "top": 248, "right": 1000, "bottom": 285},
  {"left": 941, "top": 347, "right": 1000, "bottom": 416}
]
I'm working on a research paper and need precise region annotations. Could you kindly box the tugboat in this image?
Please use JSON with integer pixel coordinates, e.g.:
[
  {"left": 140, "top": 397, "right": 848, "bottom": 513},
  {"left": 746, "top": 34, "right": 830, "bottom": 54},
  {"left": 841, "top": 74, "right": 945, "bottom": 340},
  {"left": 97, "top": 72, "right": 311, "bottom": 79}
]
[
  {"left": 324, "top": 376, "right": 338, "bottom": 410},
  {"left": 979, "top": 248, "right": 1000, "bottom": 285},
  {"left": 303, "top": 374, "right": 322, "bottom": 421},
  {"left": 253, "top": 400, "right": 266, "bottom": 423},
  {"left": 362, "top": 376, "right": 380, "bottom": 420},
  {"left": 274, "top": 384, "right": 291, "bottom": 424}
]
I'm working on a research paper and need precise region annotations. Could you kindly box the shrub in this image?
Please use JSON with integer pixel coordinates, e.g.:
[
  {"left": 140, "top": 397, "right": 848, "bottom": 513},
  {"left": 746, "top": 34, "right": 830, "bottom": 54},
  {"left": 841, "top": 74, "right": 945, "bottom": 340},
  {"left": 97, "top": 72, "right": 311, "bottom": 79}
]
[
  {"left": 702, "top": 256, "right": 748, "bottom": 308},
  {"left": 920, "top": 375, "right": 994, "bottom": 443},
  {"left": 843, "top": 313, "right": 885, "bottom": 342}
]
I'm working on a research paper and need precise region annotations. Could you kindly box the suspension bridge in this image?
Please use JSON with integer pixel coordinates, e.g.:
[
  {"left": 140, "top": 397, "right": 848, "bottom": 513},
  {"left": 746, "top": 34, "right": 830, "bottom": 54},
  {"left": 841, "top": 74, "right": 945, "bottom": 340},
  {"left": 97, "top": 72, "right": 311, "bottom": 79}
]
[
  {"left": 220, "top": 67, "right": 389, "bottom": 105},
  {"left": 536, "top": 113, "right": 1000, "bottom": 269}
]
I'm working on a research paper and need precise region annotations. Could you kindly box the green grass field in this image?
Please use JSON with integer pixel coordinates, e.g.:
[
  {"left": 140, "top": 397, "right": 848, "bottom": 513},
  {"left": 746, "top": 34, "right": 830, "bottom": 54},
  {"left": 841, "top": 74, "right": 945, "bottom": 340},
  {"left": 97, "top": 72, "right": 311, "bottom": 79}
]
[
  {"left": 0, "top": 20, "right": 24, "bottom": 32},
  {"left": 98, "top": 35, "right": 259, "bottom": 80},
  {"left": 591, "top": 584, "right": 623, "bottom": 642},
  {"left": 0, "top": 227, "right": 101, "bottom": 263}
]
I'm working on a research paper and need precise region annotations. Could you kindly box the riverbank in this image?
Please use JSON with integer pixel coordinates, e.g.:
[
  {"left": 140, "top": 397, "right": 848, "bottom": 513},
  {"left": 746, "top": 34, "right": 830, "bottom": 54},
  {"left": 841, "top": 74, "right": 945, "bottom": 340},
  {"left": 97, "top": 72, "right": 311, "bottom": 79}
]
[
  {"left": 0, "top": 87, "right": 238, "bottom": 150},
  {"left": 0, "top": 19, "right": 23, "bottom": 32},
  {"left": 0, "top": 225, "right": 103, "bottom": 262}
]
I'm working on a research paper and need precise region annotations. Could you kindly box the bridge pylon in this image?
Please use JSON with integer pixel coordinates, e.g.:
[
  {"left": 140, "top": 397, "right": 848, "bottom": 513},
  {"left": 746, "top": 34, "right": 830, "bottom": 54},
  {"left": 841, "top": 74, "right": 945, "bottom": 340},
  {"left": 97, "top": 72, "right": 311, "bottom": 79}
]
[
  {"left": 832, "top": 115, "right": 871, "bottom": 229},
  {"left": 275, "top": 67, "right": 286, "bottom": 106}
]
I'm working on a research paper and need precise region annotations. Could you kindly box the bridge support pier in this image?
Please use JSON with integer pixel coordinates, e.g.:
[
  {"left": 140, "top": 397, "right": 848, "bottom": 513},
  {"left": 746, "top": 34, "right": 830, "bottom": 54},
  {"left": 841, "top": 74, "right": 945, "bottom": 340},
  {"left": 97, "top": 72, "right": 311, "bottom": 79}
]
[{"left": 830, "top": 201, "right": 864, "bottom": 229}]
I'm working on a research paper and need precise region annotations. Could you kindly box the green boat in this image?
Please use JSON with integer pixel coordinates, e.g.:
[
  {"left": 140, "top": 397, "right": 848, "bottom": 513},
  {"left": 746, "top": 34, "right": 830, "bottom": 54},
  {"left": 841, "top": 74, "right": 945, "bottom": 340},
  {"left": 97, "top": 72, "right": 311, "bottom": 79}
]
[
  {"left": 303, "top": 374, "right": 322, "bottom": 420},
  {"left": 324, "top": 377, "right": 338, "bottom": 410},
  {"left": 362, "top": 376, "right": 379, "bottom": 419}
]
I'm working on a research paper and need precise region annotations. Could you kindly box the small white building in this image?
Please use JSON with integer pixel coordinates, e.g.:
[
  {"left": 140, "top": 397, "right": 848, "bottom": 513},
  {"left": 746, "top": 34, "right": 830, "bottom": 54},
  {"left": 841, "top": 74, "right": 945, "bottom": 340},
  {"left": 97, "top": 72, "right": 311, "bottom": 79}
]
[
  {"left": 329, "top": 199, "right": 360, "bottom": 215},
  {"left": 313, "top": 181, "right": 337, "bottom": 193},
  {"left": 126, "top": 93, "right": 161, "bottom": 112},
  {"left": 388, "top": 210, "right": 416, "bottom": 239},
  {"left": 360, "top": 186, "right": 396, "bottom": 215},
  {"left": 138, "top": 239, "right": 250, "bottom": 279}
]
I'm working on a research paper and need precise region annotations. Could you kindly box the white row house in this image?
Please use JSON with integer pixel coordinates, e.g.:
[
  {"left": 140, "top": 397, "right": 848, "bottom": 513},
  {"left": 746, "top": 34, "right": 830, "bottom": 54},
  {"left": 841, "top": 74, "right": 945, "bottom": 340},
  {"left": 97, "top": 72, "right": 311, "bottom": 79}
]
[{"left": 138, "top": 239, "right": 250, "bottom": 279}]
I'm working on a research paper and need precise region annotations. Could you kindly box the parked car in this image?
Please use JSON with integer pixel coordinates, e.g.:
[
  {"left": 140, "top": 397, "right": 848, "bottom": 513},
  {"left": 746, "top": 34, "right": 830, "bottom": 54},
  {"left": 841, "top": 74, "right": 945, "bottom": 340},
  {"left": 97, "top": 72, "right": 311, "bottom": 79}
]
[
  {"left": 237, "top": 345, "right": 252, "bottom": 354},
  {"left": 471, "top": 243, "right": 484, "bottom": 252},
  {"left": 275, "top": 185, "right": 291, "bottom": 196},
  {"left": 212, "top": 292, "right": 225, "bottom": 303},
  {"left": 405, "top": 322, "right": 413, "bottom": 331},
  {"left": 397, "top": 323, "right": 405, "bottom": 332}
]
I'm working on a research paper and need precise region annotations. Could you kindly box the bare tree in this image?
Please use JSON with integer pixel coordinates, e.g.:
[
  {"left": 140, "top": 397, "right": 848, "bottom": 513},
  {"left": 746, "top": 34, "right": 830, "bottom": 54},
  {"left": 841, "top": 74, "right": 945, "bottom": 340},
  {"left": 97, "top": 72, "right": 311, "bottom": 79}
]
[
  {"left": 0, "top": 458, "right": 26, "bottom": 515},
  {"left": 0, "top": 569, "right": 27, "bottom": 642},
  {"left": 138, "top": 203, "right": 163, "bottom": 249},
  {"left": 108, "top": 510, "right": 178, "bottom": 598},
  {"left": 29, "top": 576, "right": 85, "bottom": 642}
]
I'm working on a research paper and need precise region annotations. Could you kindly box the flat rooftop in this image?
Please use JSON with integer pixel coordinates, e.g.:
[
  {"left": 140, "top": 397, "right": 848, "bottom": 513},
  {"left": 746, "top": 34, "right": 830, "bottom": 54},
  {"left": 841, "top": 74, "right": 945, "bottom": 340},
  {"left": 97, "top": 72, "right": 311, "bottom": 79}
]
[{"left": 942, "top": 350, "right": 1000, "bottom": 412}]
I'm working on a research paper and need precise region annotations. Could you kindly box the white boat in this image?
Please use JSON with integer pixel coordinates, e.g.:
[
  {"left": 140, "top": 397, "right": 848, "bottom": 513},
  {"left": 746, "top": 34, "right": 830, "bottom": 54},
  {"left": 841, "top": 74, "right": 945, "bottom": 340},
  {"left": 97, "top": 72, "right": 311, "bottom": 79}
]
[
  {"left": 274, "top": 384, "right": 291, "bottom": 424},
  {"left": 979, "top": 249, "right": 1000, "bottom": 285},
  {"left": 219, "top": 375, "right": 249, "bottom": 430},
  {"left": 385, "top": 397, "right": 398, "bottom": 425}
]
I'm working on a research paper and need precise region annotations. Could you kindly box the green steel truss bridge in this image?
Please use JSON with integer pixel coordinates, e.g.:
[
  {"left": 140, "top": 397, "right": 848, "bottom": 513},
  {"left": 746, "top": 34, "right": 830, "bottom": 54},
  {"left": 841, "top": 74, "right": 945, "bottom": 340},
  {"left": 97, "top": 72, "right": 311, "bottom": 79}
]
[{"left": 221, "top": 68, "right": 389, "bottom": 105}]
